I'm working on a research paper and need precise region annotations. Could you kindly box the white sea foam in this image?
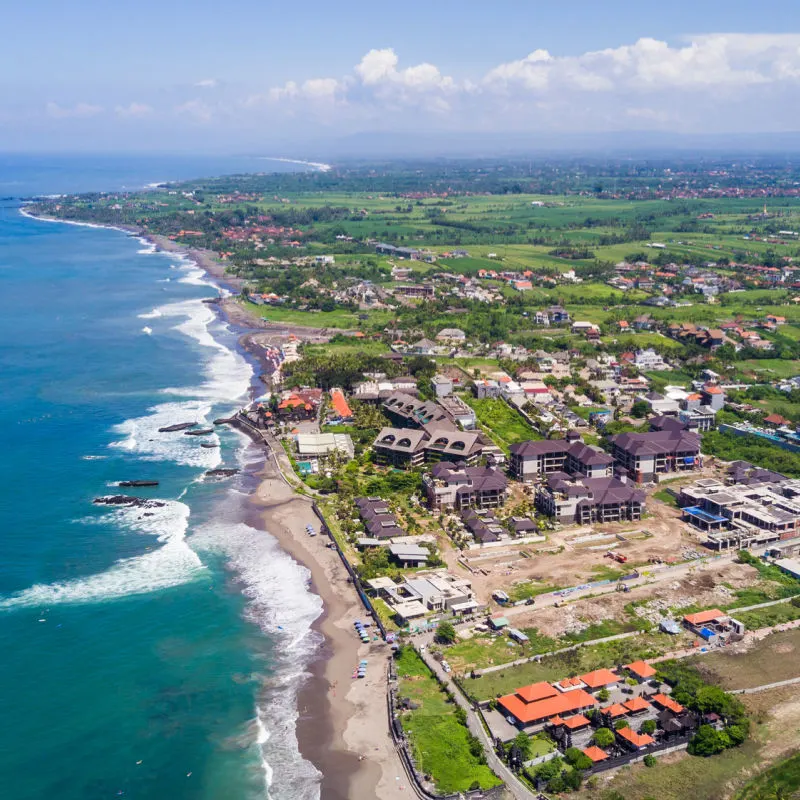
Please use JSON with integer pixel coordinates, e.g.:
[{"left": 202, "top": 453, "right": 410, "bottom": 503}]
[
  {"left": 111, "top": 296, "right": 251, "bottom": 468},
  {"left": 81, "top": 454, "right": 107, "bottom": 461},
  {"left": 191, "top": 519, "right": 323, "bottom": 800},
  {"left": 0, "top": 500, "right": 204, "bottom": 609},
  {"left": 138, "top": 308, "right": 162, "bottom": 319}
]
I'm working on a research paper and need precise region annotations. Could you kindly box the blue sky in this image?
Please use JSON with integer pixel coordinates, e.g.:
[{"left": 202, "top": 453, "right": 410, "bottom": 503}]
[{"left": 5, "top": 1, "right": 800, "bottom": 153}]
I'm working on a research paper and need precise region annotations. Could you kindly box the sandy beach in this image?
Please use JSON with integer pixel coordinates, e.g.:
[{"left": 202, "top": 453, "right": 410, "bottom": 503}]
[{"left": 248, "top": 443, "right": 409, "bottom": 800}]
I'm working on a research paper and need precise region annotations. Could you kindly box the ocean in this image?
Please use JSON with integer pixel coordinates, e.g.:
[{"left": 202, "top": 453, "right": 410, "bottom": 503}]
[{"left": 0, "top": 154, "right": 323, "bottom": 800}]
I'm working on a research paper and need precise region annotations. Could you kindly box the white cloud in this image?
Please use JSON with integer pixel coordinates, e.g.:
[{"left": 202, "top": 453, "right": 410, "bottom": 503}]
[
  {"left": 115, "top": 102, "right": 153, "bottom": 118},
  {"left": 353, "top": 48, "right": 454, "bottom": 91},
  {"left": 194, "top": 78, "right": 219, "bottom": 88},
  {"left": 174, "top": 100, "right": 213, "bottom": 122},
  {"left": 46, "top": 102, "right": 102, "bottom": 119}
]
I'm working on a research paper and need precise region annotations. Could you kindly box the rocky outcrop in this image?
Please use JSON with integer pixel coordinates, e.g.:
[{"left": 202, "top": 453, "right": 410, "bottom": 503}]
[
  {"left": 118, "top": 480, "right": 159, "bottom": 487},
  {"left": 205, "top": 468, "right": 239, "bottom": 478},
  {"left": 184, "top": 428, "right": 214, "bottom": 436},
  {"left": 158, "top": 422, "right": 197, "bottom": 432},
  {"left": 93, "top": 495, "right": 166, "bottom": 508}
]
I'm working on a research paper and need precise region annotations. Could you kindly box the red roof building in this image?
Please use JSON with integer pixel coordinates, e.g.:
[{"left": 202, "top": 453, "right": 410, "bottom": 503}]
[
  {"left": 617, "top": 727, "right": 655, "bottom": 749},
  {"left": 579, "top": 668, "right": 620, "bottom": 690},
  {"left": 625, "top": 660, "right": 657, "bottom": 680},
  {"left": 623, "top": 696, "right": 652, "bottom": 714},
  {"left": 549, "top": 714, "right": 591, "bottom": 730},
  {"left": 499, "top": 685, "right": 597, "bottom": 726},
  {"left": 583, "top": 746, "right": 609, "bottom": 763},
  {"left": 651, "top": 693, "right": 684, "bottom": 714}
]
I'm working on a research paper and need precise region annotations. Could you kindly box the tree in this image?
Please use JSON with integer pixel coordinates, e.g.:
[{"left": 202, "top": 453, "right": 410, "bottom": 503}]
[
  {"left": 565, "top": 747, "right": 593, "bottom": 771},
  {"left": 614, "top": 719, "right": 629, "bottom": 730},
  {"left": 513, "top": 732, "right": 532, "bottom": 760},
  {"left": 630, "top": 400, "right": 650, "bottom": 419},
  {"left": 435, "top": 621, "right": 456, "bottom": 644},
  {"left": 641, "top": 719, "right": 657, "bottom": 735},
  {"left": 643, "top": 754, "right": 657, "bottom": 768},
  {"left": 688, "top": 724, "right": 730, "bottom": 756},
  {"left": 592, "top": 727, "right": 616, "bottom": 748},
  {"left": 597, "top": 687, "right": 611, "bottom": 702}
]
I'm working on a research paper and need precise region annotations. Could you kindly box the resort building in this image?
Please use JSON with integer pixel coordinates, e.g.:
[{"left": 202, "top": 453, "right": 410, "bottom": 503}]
[
  {"left": 509, "top": 439, "right": 614, "bottom": 481},
  {"left": 354, "top": 497, "right": 407, "bottom": 540},
  {"left": 678, "top": 476, "right": 800, "bottom": 548},
  {"left": 423, "top": 462, "right": 508, "bottom": 511},
  {"left": 372, "top": 427, "right": 486, "bottom": 469},
  {"left": 608, "top": 429, "right": 702, "bottom": 482},
  {"left": 535, "top": 473, "right": 645, "bottom": 524},
  {"left": 382, "top": 392, "right": 451, "bottom": 429}
]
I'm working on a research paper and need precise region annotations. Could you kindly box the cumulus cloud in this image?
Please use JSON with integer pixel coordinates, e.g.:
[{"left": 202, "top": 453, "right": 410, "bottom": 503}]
[
  {"left": 174, "top": 100, "right": 213, "bottom": 122},
  {"left": 46, "top": 102, "right": 103, "bottom": 119},
  {"left": 115, "top": 102, "right": 153, "bottom": 118}
]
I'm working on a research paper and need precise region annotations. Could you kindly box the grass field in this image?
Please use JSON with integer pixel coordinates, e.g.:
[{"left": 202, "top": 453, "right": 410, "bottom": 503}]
[
  {"left": 462, "top": 396, "right": 540, "bottom": 451},
  {"left": 463, "top": 634, "right": 665, "bottom": 700},
  {"left": 690, "top": 627, "right": 800, "bottom": 690},
  {"left": 735, "top": 751, "right": 800, "bottom": 799},
  {"left": 395, "top": 648, "right": 501, "bottom": 793}
]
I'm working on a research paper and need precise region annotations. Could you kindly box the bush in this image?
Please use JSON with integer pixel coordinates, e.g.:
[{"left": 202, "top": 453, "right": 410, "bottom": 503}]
[
  {"left": 614, "top": 719, "right": 630, "bottom": 730},
  {"left": 435, "top": 621, "right": 457, "bottom": 644},
  {"left": 643, "top": 754, "right": 657, "bottom": 767},
  {"left": 593, "top": 727, "right": 616, "bottom": 748},
  {"left": 565, "top": 747, "right": 593, "bottom": 771},
  {"left": 688, "top": 724, "right": 730, "bottom": 757},
  {"left": 641, "top": 719, "right": 657, "bottom": 735}
]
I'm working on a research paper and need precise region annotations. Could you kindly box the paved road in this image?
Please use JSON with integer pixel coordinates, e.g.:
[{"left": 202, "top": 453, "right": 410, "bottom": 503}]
[
  {"left": 415, "top": 644, "right": 531, "bottom": 800},
  {"left": 733, "top": 674, "right": 800, "bottom": 695}
]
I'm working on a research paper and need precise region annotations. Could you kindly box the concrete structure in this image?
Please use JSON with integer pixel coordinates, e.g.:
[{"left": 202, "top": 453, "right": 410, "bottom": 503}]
[
  {"left": 509, "top": 439, "right": 614, "bottom": 481},
  {"left": 609, "top": 429, "right": 702, "bottom": 482},
  {"left": 423, "top": 462, "right": 508, "bottom": 511},
  {"left": 372, "top": 426, "right": 486, "bottom": 469},
  {"left": 367, "top": 571, "right": 474, "bottom": 614},
  {"left": 678, "top": 476, "right": 800, "bottom": 549},
  {"left": 295, "top": 432, "right": 355, "bottom": 459},
  {"left": 536, "top": 473, "right": 645, "bottom": 524},
  {"left": 431, "top": 374, "right": 453, "bottom": 398}
]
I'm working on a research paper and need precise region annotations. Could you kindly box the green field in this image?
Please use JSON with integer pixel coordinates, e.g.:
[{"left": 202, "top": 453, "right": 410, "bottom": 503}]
[
  {"left": 395, "top": 648, "right": 501, "bottom": 793},
  {"left": 462, "top": 396, "right": 540, "bottom": 451},
  {"left": 735, "top": 751, "right": 800, "bottom": 799}
]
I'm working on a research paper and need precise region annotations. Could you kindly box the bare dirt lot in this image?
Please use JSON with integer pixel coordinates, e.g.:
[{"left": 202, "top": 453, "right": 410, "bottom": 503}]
[{"left": 691, "top": 627, "right": 800, "bottom": 690}]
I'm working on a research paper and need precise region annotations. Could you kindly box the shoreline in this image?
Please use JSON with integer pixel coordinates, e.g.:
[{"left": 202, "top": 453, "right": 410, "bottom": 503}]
[{"left": 20, "top": 204, "right": 406, "bottom": 798}]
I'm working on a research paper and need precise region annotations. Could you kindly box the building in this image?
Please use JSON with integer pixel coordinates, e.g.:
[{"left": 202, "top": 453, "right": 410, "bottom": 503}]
[
  {"left": 509, "top": 439, "right": 614, "bottom": 481},
  {"left": 372, "top": 426, "right": 486, "bottom": 468},
  {"left": 625, "top": 660, "right": 657, "bottom": 683},
  {"left": 461, "top": 508, "right": 507, "bottom": 543},
  {"left": 431, "top": 374, "right": 453, "bottom": 398},
  {"left": 437, "top": 395, "right": 477, "bottom": 429},
  {"left": 367, "top": 571, "right": 475, "bottom": 613},
  {"left": 678, "top": 476, "right": 800, "bottom": 549},
  {"left": 423, "top": 462, "right": 508, "bottom": 510},
  {"left": 435, "top": 328, "right": 466, "bottom": 345},
  {"left": 536, "top": 474, "right": 645, "bottom": 524},
  {"left": 382, "top": 392, "right": 451, "bottom": 429},
  {"left": 609, "top": 430, "right": 702, "bottom": 482},
  {"left": 355, "top": 496, "right": 407, "bottom": 539},
  {"left": 295, "top": 432, "right": 354, "bottom": 460},
  {"left": 329, "top": 388, "right": 353, "bottom": 421},
  {"left": 634, "top": 348, "right": 671, "bottom": 371},
  {"left": 388, "top": 543, "right": 429, "bottom": 567},
  {"left": 472, "top": 378, "right": 501, "bottom": 399},
  {"left": 499, "top": 682, "right": 597, "bottom": 729},
  {"left": 394, "top": 284, "right": 435, "bottom": 299}
]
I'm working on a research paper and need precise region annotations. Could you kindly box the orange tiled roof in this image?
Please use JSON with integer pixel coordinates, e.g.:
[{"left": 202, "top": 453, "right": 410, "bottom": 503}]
[
  {"left": 549, "top": 713, "right": 590, "bottom": 730},
  {"left": 499, "top": 688, "right": 597, "bottom": 725},
  {"left": 623, "top": 696, "right": 652, "bottom": 713},
  {"left": 625, "top": 660, "right": 656, "bottom": 679},
  {"left": 604, "top": 703, "right": 629, "bottom": 718},
  {"left": 617, "top": 727, "right": 655, "bottom": 748},
  {"left": 583, "top": 746, "right": 609, "bottom": 762},
  {"left": 651, "top": 693, "right": 684, "bottom": 714},
  {"left": 579, "top": 668, "right": 619, "bottom": 689},
  {"left": 516, "top": 682, "right": 558, "bottom": 703},
  {"left": 683, "top": 609, "right": 725, "bottom": 626}
]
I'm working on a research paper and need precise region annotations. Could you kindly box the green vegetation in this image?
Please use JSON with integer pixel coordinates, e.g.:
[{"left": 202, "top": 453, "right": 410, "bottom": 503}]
[
  {"left": 461, "top": 396, "right": 540, "bottom": 452},
  {"left": 735, "top": 751, "right": 800, "bottom": 799},
  {"left": 464, "top": 634, "right": 665, "bottom": 700},
  {"left": 507, "top": 580, "right": 559, "bottom": 602},
  {"left": 653, "top": 488, "right": 679, "bottom": 507},
  {"left": 394, "top": 648, "right": 501, "bottom": 793},
  {"left": 702, "top": 431, "right": 800, "bottom": 478}
]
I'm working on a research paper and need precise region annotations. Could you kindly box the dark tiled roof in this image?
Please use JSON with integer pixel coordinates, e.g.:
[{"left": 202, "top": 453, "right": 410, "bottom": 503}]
[{"left": 610, "top": 430, "right": 701, "bottom": 456}]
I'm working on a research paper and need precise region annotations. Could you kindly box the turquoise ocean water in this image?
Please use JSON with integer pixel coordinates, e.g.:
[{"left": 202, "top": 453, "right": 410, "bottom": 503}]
[{"left": 0, "top": 155, "right": 323, "bottom": 800}]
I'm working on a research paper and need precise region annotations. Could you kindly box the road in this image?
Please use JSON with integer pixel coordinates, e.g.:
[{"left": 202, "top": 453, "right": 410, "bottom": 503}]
[
  {"left": 497, "top": 551, "right": 740, "bottom": 619},
  {"left": 415, "top": 644, "right": 531, "bottom": 800}
]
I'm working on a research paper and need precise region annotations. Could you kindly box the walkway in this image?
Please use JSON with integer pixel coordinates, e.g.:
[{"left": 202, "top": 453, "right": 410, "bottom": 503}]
[{"left": 415, "top": 645, "right": 531, "bottom": 800}]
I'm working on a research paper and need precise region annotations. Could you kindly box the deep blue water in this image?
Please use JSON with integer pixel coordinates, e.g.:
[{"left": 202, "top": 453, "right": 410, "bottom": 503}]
[{"left": 0, "top": 156, "right": 322, "bottom": 800}]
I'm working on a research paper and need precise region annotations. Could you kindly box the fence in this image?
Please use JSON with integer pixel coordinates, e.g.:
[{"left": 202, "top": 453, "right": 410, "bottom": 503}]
[
  {"left": 310, "top": 501, "right": 389, "bottom": 640},
  {"left": 583, "top": 734, "right": 692, "bottom": 776}
]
